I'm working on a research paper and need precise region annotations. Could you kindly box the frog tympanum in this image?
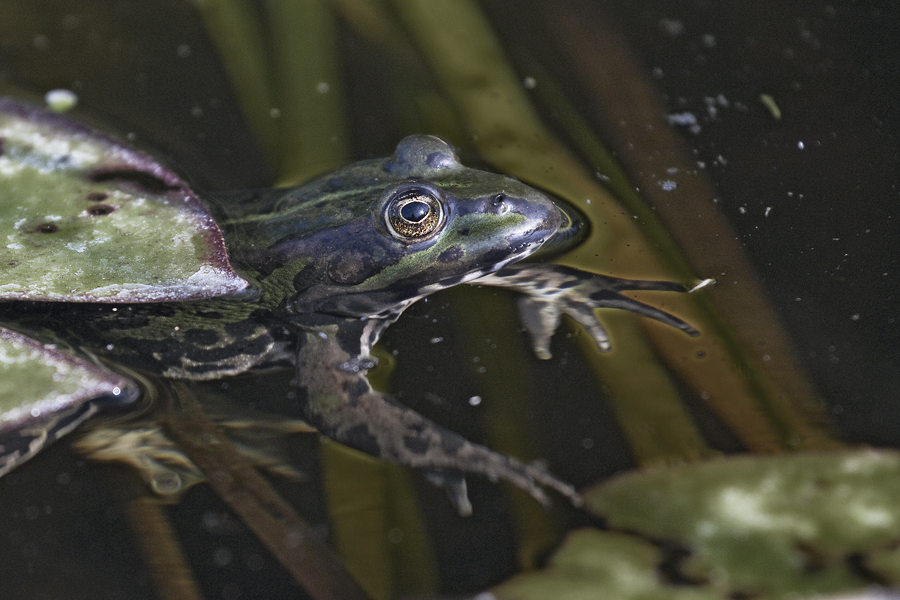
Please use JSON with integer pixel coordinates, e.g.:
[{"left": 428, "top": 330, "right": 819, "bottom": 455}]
[{"left": 1, "top": 115, "right": 698, "bottom": 514}]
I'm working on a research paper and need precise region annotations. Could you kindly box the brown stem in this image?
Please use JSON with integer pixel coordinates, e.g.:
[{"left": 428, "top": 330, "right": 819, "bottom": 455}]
[{"left": 159, "top": 380, "right": 372, "bottom": 600}]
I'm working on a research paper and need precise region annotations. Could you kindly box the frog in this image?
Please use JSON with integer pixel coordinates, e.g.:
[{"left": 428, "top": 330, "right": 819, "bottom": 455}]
[{"left": 1, "top": 122, "right": 698, "bottom": 515}]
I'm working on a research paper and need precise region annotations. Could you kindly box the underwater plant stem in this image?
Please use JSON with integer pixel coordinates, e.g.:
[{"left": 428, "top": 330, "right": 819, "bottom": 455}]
[
  {"left": 160, "top": 381, "right": 373, "bottom": 600},
  {"left": 126, "top": 494, "right": 205, "bottom": 600},
  {"left": 190, "top": 0, "right": 278, "bottom": 165},
  {"left": 547, "top": 7, "right": 837, "bottom": 451},
  {"left": 263, "top": 0, "right": 349, "bottom": 186},
  {"left": 320, "top": 440, "right": 438, "bottom": 600},
  {"left": 444, "top": 287, "right": 571, "bottom": 568},
  {"left": 390, "top": 0, "right": 712, "bottom": 463}
]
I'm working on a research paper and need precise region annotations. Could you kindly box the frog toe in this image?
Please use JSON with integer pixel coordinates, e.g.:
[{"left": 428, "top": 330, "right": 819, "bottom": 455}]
[
  {"left": 424, "top": 470, "right": 473, "bottom": 517},
  {"left": 516, "top": 297, "right": 560, "bottom": 359}
]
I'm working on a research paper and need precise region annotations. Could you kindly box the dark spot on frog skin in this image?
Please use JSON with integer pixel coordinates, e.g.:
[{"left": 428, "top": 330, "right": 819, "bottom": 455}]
[
  {"left": 0, "top": 137, "right": 5, "bottom": 156},
  {"left": 195, "top": 310, "right": 223, "bottom": 320},
  {"left": 35, "top": 223, "right": 58, "bottom": 234},
  {"left": 326, "top": 251, "right": 375, "bottom": 285},
  {"left": 87, "top": 204, "right": 115, "bottom": 216},
  {"left": 403, "top": 434, "right": 430, "bottom": 455},
  {"left": 340, "top": 424, "right": 381, "bottom": 456},
  {"left": 341, "top": 378, "right": 369, "bottom": 399},
  {"left": 86, "top": 192, "right": 109, "bottom": 202},
  {"left": 438, "top": 246, "right": 463, "bottom": 263},
  {"left": 183, "top": 328, "right": 221, "bottom": 346},
  {"left": 89, "top": 169, "right": 180, "bottom": 193}
]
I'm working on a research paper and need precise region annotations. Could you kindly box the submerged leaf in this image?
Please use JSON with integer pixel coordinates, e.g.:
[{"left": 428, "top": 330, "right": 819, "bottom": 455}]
[
  {"left": 0, "top": 97, "right": 247, "bottom": 302},
  {"left": 583, "top": 450, "right": 900, "bottom": 596},
  {"left": 492, "top": 450, "right": 900, "bottom": 599},
  {"left": 0, "top": 325, "right": 137, "bottom": 475}
]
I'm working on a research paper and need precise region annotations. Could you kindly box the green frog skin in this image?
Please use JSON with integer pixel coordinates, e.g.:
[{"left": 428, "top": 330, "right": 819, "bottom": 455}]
[{"left": 6, "top": 135, "right": 698, "bottom": 514}]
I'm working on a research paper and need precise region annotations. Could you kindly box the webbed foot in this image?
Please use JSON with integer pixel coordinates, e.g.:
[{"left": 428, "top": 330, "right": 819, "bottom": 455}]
[
  {"left": 295, "top": 329, "right": 581, "bottom": 515},
  {"left": 478, "top": 264, "right": 700, "bottom": 359}
]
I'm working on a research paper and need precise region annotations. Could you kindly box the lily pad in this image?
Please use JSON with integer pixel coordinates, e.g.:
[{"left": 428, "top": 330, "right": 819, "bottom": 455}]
[
  {"left": 0, "top": 97, "right": 247, "bottom": 302},
  {"left": 490, "top": 450, "right": 900, "bottom": 599},
  {"left": 0, "top": 325, "right": 137, "bottom": 476}
]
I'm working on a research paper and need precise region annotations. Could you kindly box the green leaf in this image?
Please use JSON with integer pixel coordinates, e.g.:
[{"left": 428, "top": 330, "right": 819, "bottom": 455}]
[
  {"left": 0, "top": 97, "right": 247, "bottom": 302},
  {"left": 0, "top": 325, "right": 137, "bottom": 475},
  {"left": 493, "top": 450, "right": 900, "bottom": 599}
]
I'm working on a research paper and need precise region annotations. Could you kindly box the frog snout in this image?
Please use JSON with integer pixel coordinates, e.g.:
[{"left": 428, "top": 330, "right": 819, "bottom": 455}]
[
  {"left": 500, "top": 197, "right": 561, "bottom": 257},
  {"left": 524, "top": 196, "right": 563, "bottom": 239}
]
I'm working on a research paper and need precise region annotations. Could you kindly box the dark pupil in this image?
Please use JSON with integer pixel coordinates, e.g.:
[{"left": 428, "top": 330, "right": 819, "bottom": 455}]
[{"left": 400, "top": 201, "right": 430, "bottom": 222}]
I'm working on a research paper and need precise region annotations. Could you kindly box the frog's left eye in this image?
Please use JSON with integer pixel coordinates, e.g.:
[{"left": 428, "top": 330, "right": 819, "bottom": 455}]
[{"left": 385, "top": 187, "right": 445, "bottom": 242}]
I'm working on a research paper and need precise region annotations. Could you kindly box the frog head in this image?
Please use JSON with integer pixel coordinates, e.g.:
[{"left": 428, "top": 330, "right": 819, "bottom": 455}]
[{"left": 230, "top": 135, "right": 564, "bottom": 320}]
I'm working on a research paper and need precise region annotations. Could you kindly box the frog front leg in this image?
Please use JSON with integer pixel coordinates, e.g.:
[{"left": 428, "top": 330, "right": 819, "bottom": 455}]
[
  {"left": 475, "top": 263, "right": 701, "bottom": 359},
  {"left": 292, "top": 326, "right": 580, "bottom": 516}
]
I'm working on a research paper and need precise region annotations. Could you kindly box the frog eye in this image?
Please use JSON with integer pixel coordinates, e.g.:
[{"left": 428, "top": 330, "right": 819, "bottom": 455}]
[{"left": 385, "top": 187, "right": 445, "bottom": 241}]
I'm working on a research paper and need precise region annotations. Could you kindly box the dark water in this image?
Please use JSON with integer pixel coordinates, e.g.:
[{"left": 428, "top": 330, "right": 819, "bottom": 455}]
[{"left": 0, "top": 1, "right": 897, "bottom": 598}]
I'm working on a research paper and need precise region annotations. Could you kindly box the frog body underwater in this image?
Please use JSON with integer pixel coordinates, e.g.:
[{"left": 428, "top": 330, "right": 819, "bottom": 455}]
[{"left": 3, "top": 133, "right": 698, "bottom": 515}]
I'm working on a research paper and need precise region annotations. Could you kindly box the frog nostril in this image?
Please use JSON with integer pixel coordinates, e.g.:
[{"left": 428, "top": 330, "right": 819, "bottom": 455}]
[{"left": 491, "top": 194, "right": 509, "bottom": 214}]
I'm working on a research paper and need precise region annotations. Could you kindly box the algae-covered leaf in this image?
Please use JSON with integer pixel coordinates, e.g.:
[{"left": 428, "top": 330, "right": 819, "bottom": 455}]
[
  {"left": 490, "top": 451, "right": 900, "bottom": 599},
  {"left": 0, "top": 96, "right": 247, "bottom": 302},
  {"left": 490, "top": 528, "right": 717, "bottom": 600},
  {"left": 0, "top": 325, "right": 138, "bottom": 476},
  {"left": 581, "top": 450, "right": 900, "bottom": 597}
]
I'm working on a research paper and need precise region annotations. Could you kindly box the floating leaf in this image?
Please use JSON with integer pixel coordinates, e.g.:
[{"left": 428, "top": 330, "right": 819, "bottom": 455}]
[
  {"left": 0, "top": 97, "right": 247, "bottom": 302},
  {"left": 491, "top": 527, "right": 716, "bottom": 600},
  {"left": 491, "top": 450, "right": 900, "bottom": 599},
  {"left": 0, "top": 325, "right": 137, "bottom": 476}
]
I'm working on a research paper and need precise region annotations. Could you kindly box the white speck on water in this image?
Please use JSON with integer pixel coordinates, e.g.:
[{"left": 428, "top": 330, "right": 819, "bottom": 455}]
[
  {"left": 658, "top": 179, "right": 678, "bottom": 191},
  {"left": 269, "top": 107, "right": 281, "bottom": 118},
  {"left": 765, "top": 206, "right": 772, "bottom": 216},
  {"left": 315, "top": 81, "right": 330, "bottom": 94},
  {"left": 701, "top": 33, "right": 716, "bottom": 48},
  {"left": 585, "top": 198, "right": 591, "bottom": 204},
  {"left": 739, "top": 206, "right": 747, "bottom": 214},
  {"left": 798, "top": 141, "right": 805, "bottom": 149},
  {"left": 176, "top": 44, "right": 191, "bottom": 58},
  {"left": 523, "top": 76, "right": 536, "bottom": 89},
  {"left": 429, "top": 337, "right": 443, "bottom": 344},
  {"left": 851, "top": 313, "right": 860, "bottom": 321},
  {"left": 468, "top": 396, "right": 482, "bottom": 406},
  {"left": 667, "top": 111, "right": 701, "bottom": 134},
  {"left": 45, "top": 89, "right": 78, "bottom": 113},
  {"left": 659, "top": 18, "right": 684, "bottom": 37}
]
